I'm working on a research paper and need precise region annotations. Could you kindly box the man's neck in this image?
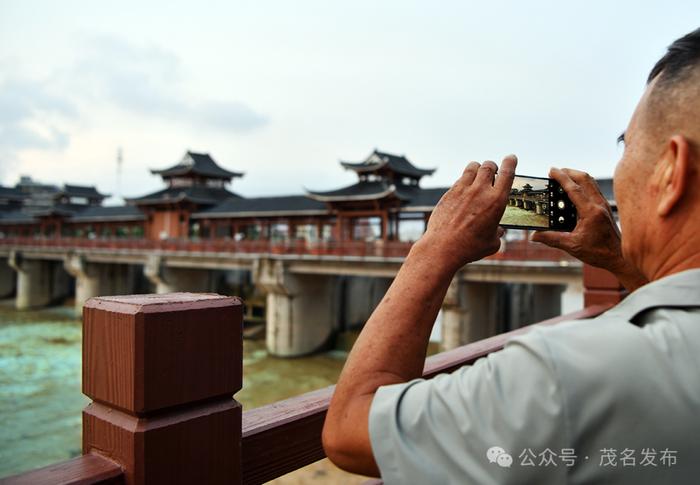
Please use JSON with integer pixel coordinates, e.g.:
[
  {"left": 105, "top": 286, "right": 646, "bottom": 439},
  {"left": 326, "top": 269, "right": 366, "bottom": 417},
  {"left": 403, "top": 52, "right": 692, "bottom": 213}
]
[{"left": 646, "top": 236, "right": 700, "bottom": 282}]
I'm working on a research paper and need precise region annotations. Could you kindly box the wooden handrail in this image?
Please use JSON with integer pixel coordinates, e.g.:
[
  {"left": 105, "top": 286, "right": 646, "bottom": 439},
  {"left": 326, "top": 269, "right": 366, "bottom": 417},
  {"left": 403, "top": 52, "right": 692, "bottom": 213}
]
[
  {"left": 242, "top": 387, "right": 335, "bottom": 485},
  {"left": 0, "top": 453, "right": 123, "bottom": 485}
]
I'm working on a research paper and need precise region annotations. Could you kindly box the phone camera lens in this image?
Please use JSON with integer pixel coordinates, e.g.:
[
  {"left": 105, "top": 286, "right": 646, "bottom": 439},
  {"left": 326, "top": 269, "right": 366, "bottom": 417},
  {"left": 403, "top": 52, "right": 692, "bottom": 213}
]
[
  {"left": 558, "top": 216, "right": 565, "bottom": 224},
  {"left": 557, "top": 200, "right": 565, "bottom": 209}
]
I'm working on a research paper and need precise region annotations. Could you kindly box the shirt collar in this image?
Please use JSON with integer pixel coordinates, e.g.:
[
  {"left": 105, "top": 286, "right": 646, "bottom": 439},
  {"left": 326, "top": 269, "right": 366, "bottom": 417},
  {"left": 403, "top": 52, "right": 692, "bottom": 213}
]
[{"left": 603, "top": 268, "right": 700, "bottom": 322}]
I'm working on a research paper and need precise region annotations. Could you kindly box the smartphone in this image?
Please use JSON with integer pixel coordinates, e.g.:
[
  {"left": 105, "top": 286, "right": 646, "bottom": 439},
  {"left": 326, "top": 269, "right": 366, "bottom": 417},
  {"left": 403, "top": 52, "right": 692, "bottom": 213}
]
[{"left": 499, "top": 175, "right": 577, "bottom": 231}]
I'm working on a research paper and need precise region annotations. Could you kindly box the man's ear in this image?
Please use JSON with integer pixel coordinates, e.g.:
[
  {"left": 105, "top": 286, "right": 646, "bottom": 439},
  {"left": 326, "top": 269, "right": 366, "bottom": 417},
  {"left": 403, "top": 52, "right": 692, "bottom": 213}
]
[{"left": 655, "top": 135, "right": 690, "bottom": 217}]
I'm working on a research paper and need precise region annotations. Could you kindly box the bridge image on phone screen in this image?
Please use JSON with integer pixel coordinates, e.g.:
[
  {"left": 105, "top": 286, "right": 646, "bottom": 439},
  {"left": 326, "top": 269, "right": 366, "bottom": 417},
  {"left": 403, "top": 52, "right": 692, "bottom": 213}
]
[{"left": 499, "top": 175, "right": 577, "bottom": 231}]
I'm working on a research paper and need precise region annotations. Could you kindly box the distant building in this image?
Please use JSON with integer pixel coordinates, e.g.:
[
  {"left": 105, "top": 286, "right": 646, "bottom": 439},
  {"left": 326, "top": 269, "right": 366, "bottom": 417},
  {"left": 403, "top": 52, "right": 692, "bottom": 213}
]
[
  {"left": 0, "top": 176, "right": 109, "bottom": 238},
  {"left": 0, "top": 150, "right": 615, "bottom": 242},
  {"left": 0, "top": 185, "right": 25, "bottom": 211},
  {"left": 126, "top": 151, "right": 244, "bottom": 240}
]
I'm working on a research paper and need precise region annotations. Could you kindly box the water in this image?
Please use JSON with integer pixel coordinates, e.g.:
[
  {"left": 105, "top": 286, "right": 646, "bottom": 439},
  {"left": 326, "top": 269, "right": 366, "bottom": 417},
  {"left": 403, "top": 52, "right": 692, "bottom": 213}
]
[
  {"left": 0, "top": 303, "right": 86, "bottom": 477},
  {"left": 0, "top": 302, "right": 348, "bottom": 478}
]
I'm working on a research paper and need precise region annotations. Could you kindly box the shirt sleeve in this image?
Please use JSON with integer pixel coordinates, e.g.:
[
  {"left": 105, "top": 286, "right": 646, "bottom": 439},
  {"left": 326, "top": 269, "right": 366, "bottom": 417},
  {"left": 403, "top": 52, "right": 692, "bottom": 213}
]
[{"left": 368, "top": 328, "right": 569, "bottom": 485}]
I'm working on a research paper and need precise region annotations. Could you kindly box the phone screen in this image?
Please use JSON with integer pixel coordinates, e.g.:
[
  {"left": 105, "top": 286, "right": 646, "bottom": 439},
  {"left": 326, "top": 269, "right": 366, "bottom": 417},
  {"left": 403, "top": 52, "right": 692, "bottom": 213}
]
[{"left": 499, "top": 175, "right": 577, "bottom": 231}]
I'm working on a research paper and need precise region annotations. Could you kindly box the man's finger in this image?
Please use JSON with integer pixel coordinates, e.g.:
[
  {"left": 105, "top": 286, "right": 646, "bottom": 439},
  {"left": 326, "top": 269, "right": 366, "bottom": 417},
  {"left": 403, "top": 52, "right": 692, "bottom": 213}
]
[
  {"left": 494, "top": 154, "right": 518, "bottom": 194},
  {"left": 474, "top": 160, "right": 498, "bottom": 186},
  {"left": 562, "top": 168, "right": 614, "bottom": 216},
  {"left": 549, "top": 167, "right": 591, "bottom": 211},
  {"left": 531, "top": 230, "right": 567, "bottom": 249},
  {"left": 561, "top": 168, "right": 597, "bottom": 190},
  {"left": 459, "top": 161, "right": 480, "bottom": 187},
  {"left": 562, "top": 168, "right": 604, "bottom": 198}
]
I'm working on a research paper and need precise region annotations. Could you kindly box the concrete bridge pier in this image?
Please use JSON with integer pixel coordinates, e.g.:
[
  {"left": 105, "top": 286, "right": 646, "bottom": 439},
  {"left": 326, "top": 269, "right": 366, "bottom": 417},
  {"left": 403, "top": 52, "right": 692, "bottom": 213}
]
[
  {"left": 64, "top": 255, "right": 99, "bottom": 311},
  {"left": 441, "top": 279, "right": 503, "bottom": 351},
  {"left": 0, "top": 259, "right": 15, "bottom": 298},
  {"left": 530, "top": 283, "right": 564, "bottom": 322},
  {"left": 63, "top": 255, "right": 142, "bottom": 312},
  {"left": 508, "top": 280, "right": 583, "bottom": 321},
  {"left": 561, "top": 279, "right": 584, "bottom": 314},
  {"left": 441, "top": 279, "right": 583, "bottom": 350},
  {"left": 253, "top": 258, "right": 341, "bottom": 357},
  {"left": 340, "top": 276, "right": 393, "bottom": 330},
  {"left": 144, "top": 255, "right": 215, "bottom": 294},
  {"left": 8, "top": 251, "right": 72, "bottom": 310},
  {"left": 496, "top": 283, "right": 566, "bottom": 328}
]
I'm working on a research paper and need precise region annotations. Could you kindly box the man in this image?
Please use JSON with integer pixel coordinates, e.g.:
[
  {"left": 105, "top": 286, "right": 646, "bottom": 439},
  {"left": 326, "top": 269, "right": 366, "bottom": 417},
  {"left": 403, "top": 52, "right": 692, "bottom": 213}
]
[{"left": 322, "top": 27, "right": 700, "bottom": 484}]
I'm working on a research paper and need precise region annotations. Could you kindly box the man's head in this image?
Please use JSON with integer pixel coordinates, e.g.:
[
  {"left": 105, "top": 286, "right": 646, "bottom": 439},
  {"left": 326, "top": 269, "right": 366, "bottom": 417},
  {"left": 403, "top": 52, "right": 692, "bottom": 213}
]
[{"left": 614, "top": 27, "right": 700, "bottom": 280}]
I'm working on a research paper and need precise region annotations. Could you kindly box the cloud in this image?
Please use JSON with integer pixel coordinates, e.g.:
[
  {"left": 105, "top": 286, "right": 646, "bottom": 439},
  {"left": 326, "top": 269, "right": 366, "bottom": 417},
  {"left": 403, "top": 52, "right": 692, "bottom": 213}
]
[
  {"left": 0, "top": 77, "right": 76, "bottom": 176},
  {"left": 0, "top": 35, "right": 267, "bottom": 180},
  {"left": 0, "top": 79, "right": 77, "bottom": 125},
  {"left": 71, "top": 34, "right": 268, "bottom": 133},
  {"left": 194, "top": 101, "right": 267, "bottom": 132},
  {"left": 0, "top": 123, "right": 69, "bottom": 152}
]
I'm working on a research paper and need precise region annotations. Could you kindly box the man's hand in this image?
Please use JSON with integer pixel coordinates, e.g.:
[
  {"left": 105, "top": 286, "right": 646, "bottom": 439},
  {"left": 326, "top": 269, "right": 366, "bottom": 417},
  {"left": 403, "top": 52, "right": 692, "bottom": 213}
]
[
  {"left": 531, "top": 168, "right": 648, "bottom": 291},
  {"left": 421, "top": 154, "right": 518, "bottom": 273}
]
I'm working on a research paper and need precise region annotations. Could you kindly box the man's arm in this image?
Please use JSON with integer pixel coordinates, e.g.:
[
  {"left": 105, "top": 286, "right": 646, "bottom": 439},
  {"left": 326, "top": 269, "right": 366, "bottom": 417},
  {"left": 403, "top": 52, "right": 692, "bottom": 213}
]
[
  {"left": 532, "top": 168, "right": 648, "bottom": 291},
  {"left": 322, "top": 155, "right": 517, "bottom": 476}
]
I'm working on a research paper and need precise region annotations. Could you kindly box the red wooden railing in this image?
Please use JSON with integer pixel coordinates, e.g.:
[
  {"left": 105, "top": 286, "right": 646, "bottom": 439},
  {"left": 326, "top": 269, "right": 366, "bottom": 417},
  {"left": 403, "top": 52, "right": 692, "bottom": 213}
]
[
  {"left": 0, "top": 236, "right": 575, "bottom": 263},
  {"left": 1, "top": 264, "right": 620, "bottom": 485}
]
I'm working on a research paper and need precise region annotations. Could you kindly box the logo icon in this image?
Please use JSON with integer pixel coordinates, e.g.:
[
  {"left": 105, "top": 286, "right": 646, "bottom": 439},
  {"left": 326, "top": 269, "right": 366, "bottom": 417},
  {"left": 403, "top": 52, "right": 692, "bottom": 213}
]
[{"left": 487, "top": 446, "right": 513, "bottom": 468}]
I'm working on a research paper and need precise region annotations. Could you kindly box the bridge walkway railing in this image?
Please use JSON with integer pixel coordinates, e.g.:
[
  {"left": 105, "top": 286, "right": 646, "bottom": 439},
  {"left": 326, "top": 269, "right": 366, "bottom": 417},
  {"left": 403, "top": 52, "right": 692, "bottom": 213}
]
[{"left": 0, "top": 236, "right": 577, "bottom": 263}]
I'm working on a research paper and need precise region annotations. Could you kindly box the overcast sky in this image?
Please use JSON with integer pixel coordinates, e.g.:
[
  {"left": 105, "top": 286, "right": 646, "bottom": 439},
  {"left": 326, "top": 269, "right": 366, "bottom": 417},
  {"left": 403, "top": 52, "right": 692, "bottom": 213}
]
[{"left": 1, "top": 1, "right": 698, "bottom": 204}]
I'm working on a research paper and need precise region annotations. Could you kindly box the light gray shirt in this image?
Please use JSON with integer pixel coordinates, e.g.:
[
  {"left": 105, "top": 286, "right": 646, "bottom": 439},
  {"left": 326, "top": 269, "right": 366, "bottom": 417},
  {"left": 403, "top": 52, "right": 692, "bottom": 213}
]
[{"left": 369, "top": 268, "right": 700, "bottom": 484}]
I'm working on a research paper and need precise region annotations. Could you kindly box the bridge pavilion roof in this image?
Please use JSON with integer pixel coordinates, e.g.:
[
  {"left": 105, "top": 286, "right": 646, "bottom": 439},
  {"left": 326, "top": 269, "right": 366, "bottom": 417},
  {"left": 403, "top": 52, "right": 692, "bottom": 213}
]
[
  {"left": 305, "top": 180, "right": 413, "bottom": 202},
  {"left": 126, "top": 186, "right": 241, "bottom": 207},
  {"left": 340, "top": 149, "right": 436, "bottom": 179},
  {"left": 6, "top": 203, "right": 88, "bottom": 220},
  {"left": 194, "top": 184, "right": 451, "bottom": 218},
  {"left": 59, "top": 184, "right": 108, "bottom": 200},
  {"left": 192, "top": 195, "right": 328, "bottom": 219},
  {"left": 0, "top": 185, "right": 28, "bottom": 204},
  {"left": 395, "top": 186, "right": 449, "bottom": 211},
  {"left": 151, "top": 151, "right": 244, "bottom": 180},
  {"left": 38, "top": 203, "right": 87, "bottom": 215},
  {"left": 70, "top": 205, "right": 146, "bottom": 223},
  {"left": 0, "top": 209, "right": 36, "bottom": 224},
  {"left": 0, "top": 204, "right": 146, "bottom": 224}
]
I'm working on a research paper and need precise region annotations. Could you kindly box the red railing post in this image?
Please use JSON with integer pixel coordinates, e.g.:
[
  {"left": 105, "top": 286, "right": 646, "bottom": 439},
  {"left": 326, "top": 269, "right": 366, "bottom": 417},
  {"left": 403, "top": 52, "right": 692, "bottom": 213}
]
[
  {"left": 81, "top": 293, "right": 243, "bottom": 485},
  {"left": 583, "top": 264, "right": 627, "bottom": 307}
]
